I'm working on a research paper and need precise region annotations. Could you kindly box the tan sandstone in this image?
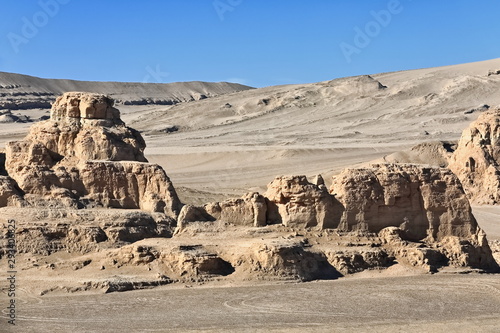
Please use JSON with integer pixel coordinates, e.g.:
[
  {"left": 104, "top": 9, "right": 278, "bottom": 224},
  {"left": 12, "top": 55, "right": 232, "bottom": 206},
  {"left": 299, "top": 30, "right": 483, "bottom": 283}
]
[
  {"left": 264, "top": 175, "right": 338, "bottom": 229},
  {"left": 448, "top": 108, "right": 500, "bottom": 204},
  {"left": 330, "top": 163, "right": 478, "bottom": 241},
  {"left": 3, "top": 92, "right": 181, "bottom": 217},
  {"left": 176, "top": 192, "right": 267, "bottom": 231}
]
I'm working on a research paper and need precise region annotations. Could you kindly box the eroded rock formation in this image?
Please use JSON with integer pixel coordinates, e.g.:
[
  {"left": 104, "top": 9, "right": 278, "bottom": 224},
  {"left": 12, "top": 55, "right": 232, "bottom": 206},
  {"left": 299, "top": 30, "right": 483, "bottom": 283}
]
[
  {"left": 176, "top": 192, "right": 267, "bottom": 231},
  {"left": 0, "top": 208, "right": 175, "bottom": 255},
  {"left": 330, "top": 164, "right": 496, "bottom": 270},
  {"left": 3, "top": 92, "right": 181, "bottom": 217},
  {"left": 265, "top": 175, "right": 338, "bottom": 229},
  {"left": 330, "top": 164, "right": 477, "bottom": 241},
  {"left": 0, "top": 92, "right": 497, "bottom": 289},
  {"left": 0, "top": 176, "right": 23, "bottom": 207},
  {"left": 448, "top": 108, "right": 500, "bottom": 204}
]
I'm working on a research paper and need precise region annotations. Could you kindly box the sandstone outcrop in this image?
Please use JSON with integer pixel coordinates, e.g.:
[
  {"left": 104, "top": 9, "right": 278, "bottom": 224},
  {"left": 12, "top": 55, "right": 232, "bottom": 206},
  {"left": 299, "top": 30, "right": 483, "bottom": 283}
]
[
  {"left": 7, "top": 92, "right": 147, "bottom": 166},
  {"left": 176, "top": 192, "right": 267, "bottom": 231},
  {"left": 1, "top": 91, "right": 497, "bottom": 286},
  {"left": 329, "top": 163, "right": 497, "bottom": 270},
  {"left": 159, "top": 245, "right": 235, "bottom": 279},
  {"left": 3, "top": 92, "right": 181, "bottom": 217},
  {"left": 448, "top": 108, "right": 500, "bottom": 204},
  {"left": 0, "top": 208, "right": 176, "bottom": 255},
  {"left": 330, "top": 164, "right": 477, "bottom": 241},
  {"left": 378, "top": 225, "right": 496, "bottom": 271},
  {"left": 109, "top": 243, "right": 235, "bottom": 281},
  {"left": 178, "top": 176, "right": 338, "bottom": 231},
  {"left": 239, "top": 239, "right": 340, "bottom": 281},
  {"left": 265, "top": 175, "right": 338, "bottom": 229},
  {"left": 323, "top": 248, "right": 393, "bottom": 275},
  {"left": 176, "top": 167, "right": 495, "bottom": 269},
  {"left": 79, "top": 161, "right": 179, "bottom": 214}
]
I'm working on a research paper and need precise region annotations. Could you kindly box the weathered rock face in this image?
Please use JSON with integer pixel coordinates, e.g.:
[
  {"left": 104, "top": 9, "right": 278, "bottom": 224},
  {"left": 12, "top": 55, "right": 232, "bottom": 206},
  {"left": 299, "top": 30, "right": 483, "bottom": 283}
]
[
  {"left": 0, "top": 208, "right": 175, "bottom": 255},
  {"left": 7, "top": 92, "right": 147, "bottom": 168},
  {"left": 378, "top": 226, "right": 497, "bottom": 271},
  {"left": 330, "top": 164, "right": 478, "bottom": 242},
  {"left": 0, "top": 176, "right": 23, "bottom": 207},
  {"left": 79, "top": 161, "right": 180, "bottom": 215},
  {"left": 158, "top": 245, "right": 235, "bottom": 279},
  {"left": 3, "top": 92, "right": 181, "bottom": 217},
  {"left": 177, "top": 177, "right": 337, "bottom": 231},
  {"left": 50, "top": 92, "right": 121, "bottom": 121},
  {"left": 176, "top": 192, "right": 267, "bottom": 231},
  {"left": 265, "top": 175, "right": 338, "bottom": 229},
  {"left": 323, "top": 248, "right": 393, "bottom": 275},
  {"left": 241, "top": 240, "right": 341, "bottom": 281},
  {"left": 204, "top": 192, "right": 267, "bottom": 227},
  {"left": 448, "top": 109, "right": 500, "bottom": 204}
]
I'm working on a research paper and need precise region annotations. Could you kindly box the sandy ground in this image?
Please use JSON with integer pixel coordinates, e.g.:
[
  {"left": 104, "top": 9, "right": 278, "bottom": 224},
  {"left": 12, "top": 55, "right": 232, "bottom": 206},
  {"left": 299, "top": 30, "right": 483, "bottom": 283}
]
[
  {"left": 473, "top": 206, "right": 500, "bottom": 240},
  {"left": 1, "top": 274, "right": 498, "bottom": 332}
]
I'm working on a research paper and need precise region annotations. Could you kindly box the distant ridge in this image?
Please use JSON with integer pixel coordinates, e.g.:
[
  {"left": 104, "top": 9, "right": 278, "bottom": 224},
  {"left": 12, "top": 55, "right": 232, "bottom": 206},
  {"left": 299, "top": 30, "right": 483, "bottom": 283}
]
[{"left": 0, "top": 71, "right": 254, "bottom": 110}]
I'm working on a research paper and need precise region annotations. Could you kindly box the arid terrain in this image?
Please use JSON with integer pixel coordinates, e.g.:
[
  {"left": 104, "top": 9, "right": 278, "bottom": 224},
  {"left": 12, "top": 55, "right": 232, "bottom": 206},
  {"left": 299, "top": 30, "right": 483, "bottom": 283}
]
[
  {"left": 3, "top": 274, "right": 500, "bottom": 332},
  {"left": 1, "top": 58, "right": 500, "bottom": 332}
]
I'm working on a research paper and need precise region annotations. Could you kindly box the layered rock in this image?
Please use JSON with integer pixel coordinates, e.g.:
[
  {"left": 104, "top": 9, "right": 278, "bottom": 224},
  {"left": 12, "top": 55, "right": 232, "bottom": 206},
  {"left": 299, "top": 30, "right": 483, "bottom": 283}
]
[
  {"left": 240, "top": 240, "right": 340, "bottom": 281},
  {"left": 177, "top": 192, "right": 267, "bottom": 230},
  {"left": 323, "top": 248, "right": 393, "bottom": 275},
  {"left": 265, "top": 175, "right": 338, "bottom": 229},
  {"left": 79, "top": 161, "right": 179, "bottom": 214},
  {"left": 0, "top": 208, "right": 175, "bottom": 255},
  {"left": 330, "top": 164, "right": 497, "bottom": 270},
  {"left": 3, "top": 92, "right": 181, "bottom": 217},
  {"left": 1, "top": 92, "right": 497, "bottom": 278},
  {"left": 7, "top": 92, "right": 147, "bottom": 167},
  {"left": 177, "top": 176, "right": 337, "bottom": 231},
  {"left": 330, "top": 164, "right": 478, "bottom": 241},
  {"left": 378, "top": 225, "right": 496, "bottom": 271},
  {"left": 50, "top": 92, "right": 121, "bottom": 121},
  {"left": 448, "top": 109, "right": 500, "bottom": 204}
]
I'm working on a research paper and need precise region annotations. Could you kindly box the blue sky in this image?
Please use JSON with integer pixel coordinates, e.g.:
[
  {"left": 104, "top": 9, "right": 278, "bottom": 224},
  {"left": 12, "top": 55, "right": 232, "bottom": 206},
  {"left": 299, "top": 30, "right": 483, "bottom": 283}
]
[{"left": 0, "top": 0, "right": 499, "bottom": 87}]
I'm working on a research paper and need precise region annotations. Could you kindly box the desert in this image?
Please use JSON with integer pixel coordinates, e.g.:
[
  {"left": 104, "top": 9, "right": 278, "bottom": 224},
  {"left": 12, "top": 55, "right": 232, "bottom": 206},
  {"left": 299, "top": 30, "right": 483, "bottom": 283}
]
[
  {"left": 0, "top": 57, "right": 500, "bottom": 332},
  {"left": 2, "top": 2, "right": 500, "bottom": 331}
]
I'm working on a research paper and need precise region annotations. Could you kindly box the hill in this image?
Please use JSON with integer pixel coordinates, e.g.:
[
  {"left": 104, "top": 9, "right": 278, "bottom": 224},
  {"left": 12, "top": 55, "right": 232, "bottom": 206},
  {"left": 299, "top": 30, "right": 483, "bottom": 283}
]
[{"left": 0, "top": 71, "right": 254, "bottom": 111}]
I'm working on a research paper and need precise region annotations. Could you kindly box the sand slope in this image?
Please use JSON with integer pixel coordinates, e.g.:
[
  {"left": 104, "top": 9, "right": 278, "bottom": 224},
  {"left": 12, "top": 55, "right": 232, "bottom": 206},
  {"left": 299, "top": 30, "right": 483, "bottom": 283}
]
[
  {"left": 0, "top": 71, "right": 254, "bottom": 110},
  {"left": 130, "top": 58, "right": 500, "bottom": 198}
]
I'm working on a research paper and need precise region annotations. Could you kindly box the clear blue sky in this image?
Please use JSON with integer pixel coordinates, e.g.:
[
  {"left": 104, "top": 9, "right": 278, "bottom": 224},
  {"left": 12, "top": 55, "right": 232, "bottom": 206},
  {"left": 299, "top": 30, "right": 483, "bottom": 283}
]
[{"left": 0, "top": 0, "right": 499, "bottom": 87}]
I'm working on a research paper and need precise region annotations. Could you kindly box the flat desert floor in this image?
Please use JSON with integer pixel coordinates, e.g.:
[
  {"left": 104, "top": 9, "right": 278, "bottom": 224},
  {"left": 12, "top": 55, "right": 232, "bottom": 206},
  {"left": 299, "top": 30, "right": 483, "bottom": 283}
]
[{"left": 1, "top": 274, "right": 499, "bottom": 332}]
